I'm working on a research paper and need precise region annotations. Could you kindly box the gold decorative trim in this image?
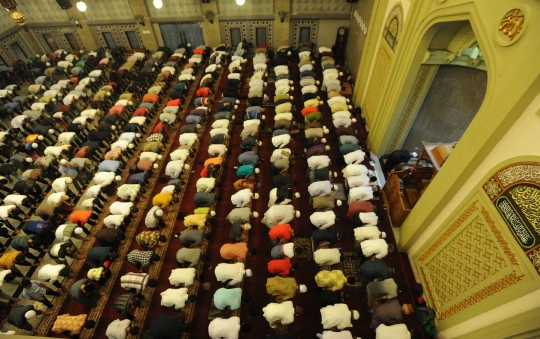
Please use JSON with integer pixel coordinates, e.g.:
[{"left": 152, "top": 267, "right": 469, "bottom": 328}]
[
  {"left": 480, "top": 206, "right": 521, "bottom": 267},
  {"left": 363, "top": 45, "right": 392, "bottom": 125},
  {"left": 418, "top": 201, "right": 524, "bottom": 320},
  {"left": 387, "top": 65, "right": 432, "bottom": 152},
  {"left": 418, "top": 201, "right": 478, "bottom": 262},
  {"left": 482, "top": 162, "right": 540, "bottom": 201}
]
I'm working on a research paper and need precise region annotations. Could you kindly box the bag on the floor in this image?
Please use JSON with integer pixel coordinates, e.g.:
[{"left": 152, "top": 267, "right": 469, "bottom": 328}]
[{"left": 416, "top": 306, "right": 435, "bottom": 326}]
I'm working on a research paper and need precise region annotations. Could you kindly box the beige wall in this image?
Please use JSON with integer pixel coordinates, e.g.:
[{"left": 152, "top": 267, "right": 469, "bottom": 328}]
[
  {"left": 345, "top": 0, "right": 375, "bottom": 81},
  {"left": 316, "top": 19, "right": 349, "bottom": 50},
  {"left": 409, "top": 93, "right": 540, "bottom": 338}
]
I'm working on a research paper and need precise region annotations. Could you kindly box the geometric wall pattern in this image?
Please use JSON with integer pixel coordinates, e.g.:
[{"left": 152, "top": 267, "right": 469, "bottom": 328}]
[
  {"left": 33, "top": 27, "right": 86, "bottom": 52},
  {"left": 83, "top": 0, "right": 134, "bottom": 21},
  {"left": 291, "top": 20, "right": 318, "bottom": 49},
  {"left": 147, "top": 0, "right": 202, "bottom": 18},
  {"left": 363, "top": 45, "right": 392, "bottom": 125},
  {"left": 417, "top": 200, "right": 524, "bottom": 320},
  {"left": 217, "top": 0, "right": 273, "bottom": 16},
  {"left": 17, "top": 0, "right": 69, "bottom": 23},
  {"left": 92, "top": 24, "right": 144, "bottom": 49},
  {"left": 292, "top": 0, "right": 352, "bottom": 15},
  {"left": 220, "top": 20, "right": 274, "bottom": 48},
  {"left": 0, "top": 32, "right": 33, "bottom": 62}
]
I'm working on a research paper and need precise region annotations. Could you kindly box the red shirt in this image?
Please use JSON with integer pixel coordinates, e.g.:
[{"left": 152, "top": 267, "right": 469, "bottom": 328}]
[
  {"left": 346, "top": 201, "right": 375, "bottom": 220},
  {"left": 70, "top": 210, "right": 93, "bottom": 225},
  {"left": 167, "top": 99, "right": 181, "bottom": 106},
  {"left": 200, "top": 165, "right": 208, "bottom": 177},
  {"left": 196, "top": 87, "right": 211, "bottom": 97},
  {"left": 301, "top": 107, "right": 319, "bottom": 117},
  {"left": 153, "top": 122, "right": 163, "bottom": 134},
  {"left": 109, "top": 105, "right": 124, "bottom": 115},
  {"left": 267, "top": 258, "right": 291, "bottom": 276},
  {"left": 193, "top": 48, "right": 205, "bottom": 55},
  {"left": 134, "top": 107, "right": 148, "bottom": 117},
  {"left": 268, "top": 224, "right": 292, "bottom": 241}
]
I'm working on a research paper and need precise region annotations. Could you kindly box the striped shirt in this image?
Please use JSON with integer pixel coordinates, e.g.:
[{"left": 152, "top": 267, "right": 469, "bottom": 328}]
[
  {"left": 127, "top": 250, "right": 153, "bottom": 267},
  {"left": 120, "top": 272, "right": 149, "bottom": 291}
]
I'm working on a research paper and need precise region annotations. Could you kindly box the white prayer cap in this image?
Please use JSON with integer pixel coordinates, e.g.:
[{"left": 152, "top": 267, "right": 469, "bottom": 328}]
[
  {"left": 245, "top": 269, "right": 253, "bottom": 277},
  {"left": 325, "top": 145, "right": 330, "bottom": 151},
  {"left": 106, "top": 91, "right": 111, "bottom": 96},
  {"left": 243, "top": 223, "right": 252, "bottom": 230},
  {"left": 217, "top": 64, "right": 222, "bottom": 68},
  {"left": 321, "top": 138, "right": 327, "bottom": 144},
  {"left": 155, "top": 209, "right": 164, "bottom": 216},
  {"left": 290, "top": 86, "right": 294, "bottom": 91},
  {"left": 46, "top": 62, "right": 50, "bottom": 67},
  {"left": 367, "top": 170, "right": 376, "bottom": 177},
  {"left": 74, "top": 227, "right": 84, "bottom": 235},
  {"left": 333, "top": 171, "right": 337, "bottom": 178},
  {"left": 323, "top": 129, "right": 329, "bottom": 134},
  {"left": 287, "top": 51, "right": 291, "bottom": 56},
  {"left": 127, "top": 101, "right": 133, "bottom": 106},
  {"left": 299, "top": 284, "right": 307, "bottom": 293},
  {"left": 348, "top": 105, "right": 353, "bottom": 109},
  {"left": 128, "top": 143, "right": 134, "bottom": 149},
  {"left": 196, "top": 124, "right": 202, "bottom": 129},
  {"left": 255, "top": 168, "right": 260, "bottom": 174},
  {"left": 210, "top": 211, "right": 216, "bottom": 217},
  {"left": 90, "top": 78, "right": 95, "bottom": 83},
  {"left": 136, "top": 133, "right": 141, "bottom": 138},
  {"left": 258, "top": 141, "right": 262, "bottom": 146},
  {"left": 48, "top": 129, "right": 55, "bottom": 134},
  {"left": 333, "top": 185, "right": 339, "bottom": 191},
  {"left": 184, "top": 164, "right": 190, "bottom": 170},
  {"left": 411, "top": 152, "right": 418, "bottom": 158},
  {"left": 153, "top": 163, "right": 159, "bottom": 169},
  {"left": 115, "top": 176, "right": 122, "bottom": 181},
  {"left": 73, "top": 95, "right": 78, "bottom": 100},
  {"left": 336, "top": 200, "right": 343, "bottom": 206},
  {"left": 187, "top": 43, "right": 191, "bottom": 47},
  {"left": 381, "top": 232, "right": 387, "bottom": 239},
  {"left": 346, "top": 98, "right": 350, "bottom": 103},
  {"left": 60, "top": 159, "right": 68, "bottom": 165},
  {"left": 295, "top": 210, "right": 301, "bottom": 218},
  {"left": 294, "top": 192, "right": 300, "bottom": 198},
  {"left": 37, "top": 135, "right": 44, "bottom": 141},
  {"left": 157, "top": 155, "right": 163, "bottom": 160},
  {"left": 234, "top": 105, "right": 238, "bottom": 110},
  {"left": 111, "top": 125, "right": 117, "bottom": 130},
  {"left": 319, "top": 101, "right": 323, "bottom": 105},
  {"left": 261, "top": 115, "right": 266, "bottom": 120},
  {"left": 25, "top": 157, "right": 33, "bottom": 163},
  {"left": 352, "top": 118, "right": 357, "bottom": 123},
  {"left": 316, "top": 80, "right": 320, "bottom": 85},
  {"left": 51, "top": 98, "right": 56, "bottom": 102},
  {"left": 254, "top": 193, "right": 259, "bottom": 200},
  {"left": 32, "top": 143, "right": 38, "bottom": 149},
  {"left": 289, "top": 96, "right": 293, "bottom": 100},
  {"left": 311, "top": 60, "right": 315, "bottom": 64},
  {"left": 25, "top": 310, "right": 37, "bottom": 320},
  {"left": 238, "top": 66, "right": 242, "bottom": 70},
  {"left": 235, "top": 100, "right": 240, "bottom": 104},
  {"left": 352, "top": 310, "right": 360, "bottom": 320},
  {"left": 251, "top": 211, "right": 259, "bottom": 218},
  {"left": 65, "top": 177, "right": 73, "bottom": 184},
  {"left": 41, "top": 85, "right": 46, "bottom": 90}
]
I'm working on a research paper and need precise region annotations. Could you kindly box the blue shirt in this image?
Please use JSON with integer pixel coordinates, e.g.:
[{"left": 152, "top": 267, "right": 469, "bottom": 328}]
[
  {"left": 139, "top": 102, "right": 153, "bottom": 110},
  {"left": 186, "top": 115, "right": 203, "bottom": 124},
  {"left": 59, "top": 166, "right": 78, "bottom": 177},
  {"left": 213, "top": 288, "right": 242, "bottom": 310},
  {"left": 98, "top": 160, "right": 120, "bottom": 172},
  {"left": 128, "top": 172, "right": 146, "bottom": 185}
]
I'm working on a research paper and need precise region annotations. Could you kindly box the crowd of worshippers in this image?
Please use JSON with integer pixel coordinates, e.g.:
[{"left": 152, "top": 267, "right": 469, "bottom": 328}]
[
  {"left": 0, "top": 37, "right": 416, "bottom": 338},
  {"left": 0, "top": 41, "right": 234, "bottom": 337}
]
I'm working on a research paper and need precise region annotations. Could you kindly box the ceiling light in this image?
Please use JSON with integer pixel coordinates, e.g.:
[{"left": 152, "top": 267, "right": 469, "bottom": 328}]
[
  {"left": 153, "top": 0, "right": 163, "bottom": 9},
  {"left": 236, "top": 0, "right": 245, "bottom": 5},
  {"left": 76, "top": 1, "right": 86, "bottom": 12}
]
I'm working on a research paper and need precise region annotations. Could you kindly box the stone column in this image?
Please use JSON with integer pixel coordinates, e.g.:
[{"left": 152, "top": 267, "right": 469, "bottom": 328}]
[
  {"left": 128, "top": 0, "right": 159, "bottom": 51},
  {"left": 65, "top": 7, "right": 99, "bottom": 51},
  {"left": 274, "top": 0, "right": 291, "bottom": 49},
  {"left": 201, "top": 1, "right": 221, "bottom": 46}
]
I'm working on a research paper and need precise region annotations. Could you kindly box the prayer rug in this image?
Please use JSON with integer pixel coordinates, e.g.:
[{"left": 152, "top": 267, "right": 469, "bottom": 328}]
[
  {"left": 294, "top": 238, "right": 314, "bottom": 259},
  {"left": 243, "top": 78, "right": 252, "bottom": 88},
  {"left": 331, "top": 183, "right": 347, "bottom": 201},
  {"left": 339, "top": 250, "right": 364, "bottom": 288},
  {"left": 208, "top": 300, "right": 221, "bottom": 320}
]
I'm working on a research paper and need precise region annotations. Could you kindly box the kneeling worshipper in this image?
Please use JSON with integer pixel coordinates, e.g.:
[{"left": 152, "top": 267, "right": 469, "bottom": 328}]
[
  {"left": 213, "top": 287, "right": 242, "bottom": 311},
  {"left": 367, "top": 278, "right": 399, "bottom": 307},
  {"left": 317, "top": 330, "right": 354, "bottom": 339},
  {"left": 105, "top": 318, "right": 140, "bottom": 338},
  {"left": 313, "top": 248, "right": 342, "bottom": 266},
  {"left": 371, "top": 299, "right": 414, "bottom": 329},
  {"left": 359, "top": 238, "right": 394, "bottom": 260},
  {"left": 360, "top": 257, "right": 392, "bottom": 284},
  {"left": 262, "top": 300, "right": 298, "bottom": 328},
  {"left": 220, "top": 242, "right": 256, "bottom": 261},
  {"left": 315, "top": 270, "right": 355, "bottom": 291},
  {"left": 208, "top": 316, "right": 252, "bottom": 339},
  {"left": 150, "top": 313, "right": 193, "bottom": 339},
  {"left": 321, "top": 303, "right": 360, "bottom": 330},
  {"left": 215, "top": 263, "right": 252, "bottom": 286},
  {"left": 68, "top": 279, "right": 102, "bottom": 308},
  {"left": 354, "top": 225, "right": 386, "bottom": 242},
  {"left": 169, "top": 267, "right": 197, "bottom": 287},
  {"left": 160, "top": 287, "right": 196, "bottom": 310},
  {"left": 266, "top": 276, "right": 307, "bottom": 301},
  {"left": 376, "top": 323, "right": 411, "bottom": 339}
]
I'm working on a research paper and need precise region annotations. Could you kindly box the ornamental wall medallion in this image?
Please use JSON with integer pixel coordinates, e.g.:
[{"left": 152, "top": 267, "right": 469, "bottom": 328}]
[{"left": 496, "top": 8, "right": 526, "bottom": 46}]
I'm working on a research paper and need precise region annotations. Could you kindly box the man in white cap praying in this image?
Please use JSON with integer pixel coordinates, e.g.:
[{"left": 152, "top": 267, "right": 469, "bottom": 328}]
[
  {"left": 321, "top": 303, "right": 360, "bottom": 330},
  {"left": 7, "top": 304, "right": 49, "bottom": 335}
]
